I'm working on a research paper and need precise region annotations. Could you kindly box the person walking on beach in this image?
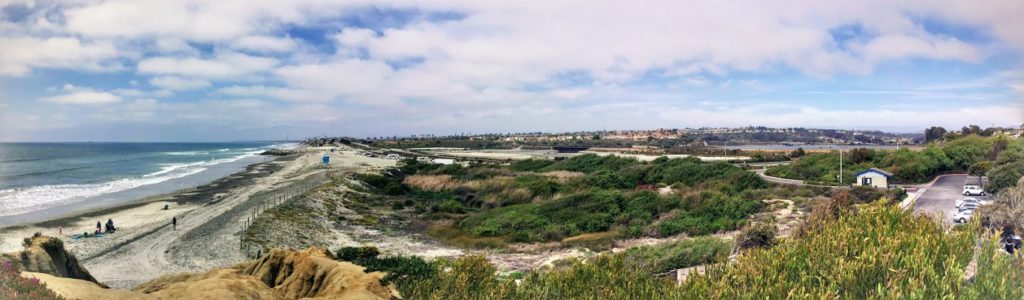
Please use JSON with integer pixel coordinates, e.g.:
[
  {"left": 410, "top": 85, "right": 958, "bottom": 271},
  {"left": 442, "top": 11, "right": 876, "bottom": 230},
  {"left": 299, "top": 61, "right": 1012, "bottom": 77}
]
[
  {"left": 172, "top": 217, "right": 177, "bottom": 230},
  {"left": 96, "top": 221, "right": 101, "bottom": 233}
]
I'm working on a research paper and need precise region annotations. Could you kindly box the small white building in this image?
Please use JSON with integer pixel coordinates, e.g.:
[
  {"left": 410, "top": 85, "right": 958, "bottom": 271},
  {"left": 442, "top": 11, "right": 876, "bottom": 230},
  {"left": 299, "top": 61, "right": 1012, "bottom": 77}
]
[
  {"left": 432, "top": 158, "right": 456, "bottom": 165},
  {"left": 854, "top": 168, "right": 893, "bottom": 189}
]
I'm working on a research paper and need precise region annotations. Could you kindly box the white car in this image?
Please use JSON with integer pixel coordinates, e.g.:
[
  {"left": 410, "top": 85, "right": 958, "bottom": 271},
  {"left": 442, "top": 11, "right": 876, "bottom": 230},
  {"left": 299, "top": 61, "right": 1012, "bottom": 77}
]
[
  {"left": 953, "top": 209, "right": 975, "bottom": 224},
  {"left": 955, "top": 198, "right": 980, "bottom": 210},
  {"left": 963, "top": 185, "right": 987, "bottom": 196}
]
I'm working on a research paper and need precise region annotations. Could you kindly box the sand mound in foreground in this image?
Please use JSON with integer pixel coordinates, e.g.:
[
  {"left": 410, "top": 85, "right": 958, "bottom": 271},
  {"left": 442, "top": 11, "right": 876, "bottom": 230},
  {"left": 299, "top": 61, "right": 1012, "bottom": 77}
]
[
  {"left": 238, "top": 247, "right": 399, "bottom": 299},
  {"left": 7, "top": 237, "right": 400, "bottom": 300},
  {"left": 1, "top": 235, "right": 102, "bottom": 286}
]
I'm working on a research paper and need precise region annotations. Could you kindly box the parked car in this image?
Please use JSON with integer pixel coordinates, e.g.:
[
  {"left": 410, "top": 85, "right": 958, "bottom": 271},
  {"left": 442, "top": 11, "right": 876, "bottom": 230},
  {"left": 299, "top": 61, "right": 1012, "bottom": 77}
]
[
  {"left": 963, "top": 185, "right": 986, "bottom": 196},
  {"left": 955, "top": 198, "right": 980, "bottom": 210},
  {"left": 957, "top": 202, "right": 980, "bottom": 211},
  {"left": 953, "top": 209, "right": 975, "bottom": 224}
]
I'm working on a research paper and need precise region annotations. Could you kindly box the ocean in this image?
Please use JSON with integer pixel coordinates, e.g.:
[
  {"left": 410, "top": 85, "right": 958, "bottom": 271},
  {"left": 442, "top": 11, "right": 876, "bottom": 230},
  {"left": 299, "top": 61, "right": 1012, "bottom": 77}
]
[{"left": 0, "top": 142, "right": 293, "bottom": 225}]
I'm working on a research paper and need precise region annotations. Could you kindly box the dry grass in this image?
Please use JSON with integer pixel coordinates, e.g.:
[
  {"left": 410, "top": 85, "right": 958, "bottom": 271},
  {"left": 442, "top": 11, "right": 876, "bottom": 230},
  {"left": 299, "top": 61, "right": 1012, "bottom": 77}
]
[
  {"left": 464, "top": 176, "right": 515, "bottom": 193},
  {"left": 403, "top": 175, "right": 459, "bottom": 191},
  {"left": 541, "top": 171, "right": 585, "bottom": 180}
]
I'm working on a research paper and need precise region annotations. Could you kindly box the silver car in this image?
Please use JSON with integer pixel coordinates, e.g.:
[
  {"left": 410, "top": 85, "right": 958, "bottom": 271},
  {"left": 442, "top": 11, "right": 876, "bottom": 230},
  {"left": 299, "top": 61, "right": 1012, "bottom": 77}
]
[
  {"left": 954, "top": 209, "right": 974, "bottom": 224},
  {"left": 955, "top": 198, "right": 980, "bottom": 210}
]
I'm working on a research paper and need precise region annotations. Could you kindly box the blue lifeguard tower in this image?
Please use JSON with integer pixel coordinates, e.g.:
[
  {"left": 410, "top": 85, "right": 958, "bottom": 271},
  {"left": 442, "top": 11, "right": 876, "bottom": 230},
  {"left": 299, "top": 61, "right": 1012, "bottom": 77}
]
[{"left": 321, "top": 153, "right": 330, "bottom": 168}]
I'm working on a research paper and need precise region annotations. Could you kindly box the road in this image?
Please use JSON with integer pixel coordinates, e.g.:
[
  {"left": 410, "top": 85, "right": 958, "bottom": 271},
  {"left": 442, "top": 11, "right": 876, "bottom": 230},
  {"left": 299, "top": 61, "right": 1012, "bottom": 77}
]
[{"left": 912, "top": 175, "right": 991, "bottom": 224}]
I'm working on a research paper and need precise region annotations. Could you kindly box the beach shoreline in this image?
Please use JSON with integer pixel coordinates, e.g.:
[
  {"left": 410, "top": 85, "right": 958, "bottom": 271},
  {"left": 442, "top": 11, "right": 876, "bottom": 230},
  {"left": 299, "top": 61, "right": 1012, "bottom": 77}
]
[
  {"left": 0, "top": 145, "right": 410, "bottom": 289},
  {"left": 0, "top": 155, "right": 275, "bottom": 228},
  {"left": 0, "top": 154, "right": 290, "bottom": 252}
]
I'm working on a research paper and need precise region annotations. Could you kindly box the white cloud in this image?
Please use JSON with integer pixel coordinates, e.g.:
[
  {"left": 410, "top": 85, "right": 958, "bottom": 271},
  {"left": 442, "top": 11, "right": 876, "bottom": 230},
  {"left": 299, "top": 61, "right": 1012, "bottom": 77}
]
[
  {"left": 0, "top": 37, "right": 121, "bottom": 76},
  {"left": 111, "top": 88, "right": 146, "bottom": 97},
  {"left": 232, "top": 36, "right": 298, "bottom": 53},
  {"left": 274, "top": 59, "right": 395, "bottom": 103},
  {"left": 40, "top": 90, "right": 122, "bottom": 105},
  {"left": 153, "top": 38, "right": 199, "bottom": 54},
  {"left": 149, "top": 76, "right": 211, "bottom": 91},
  {"left": 217, "top": 85, "right": 324, "bottom": 102},
  {"left": 137, "top": 52, "right": 278, "bottom": 79}
]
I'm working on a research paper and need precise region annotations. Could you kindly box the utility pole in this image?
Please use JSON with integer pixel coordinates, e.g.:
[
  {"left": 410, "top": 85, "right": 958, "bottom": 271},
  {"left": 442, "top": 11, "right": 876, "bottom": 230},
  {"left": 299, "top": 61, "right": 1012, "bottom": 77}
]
[{"left": 839, "top": 147, "right": 843, "bottom": 184}]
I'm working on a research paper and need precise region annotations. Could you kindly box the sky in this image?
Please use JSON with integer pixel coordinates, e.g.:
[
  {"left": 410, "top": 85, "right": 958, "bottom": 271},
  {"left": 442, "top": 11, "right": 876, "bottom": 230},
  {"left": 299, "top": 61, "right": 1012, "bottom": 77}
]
[{"left": 0, "top": 0, "right": 1022, "bottom": 142}]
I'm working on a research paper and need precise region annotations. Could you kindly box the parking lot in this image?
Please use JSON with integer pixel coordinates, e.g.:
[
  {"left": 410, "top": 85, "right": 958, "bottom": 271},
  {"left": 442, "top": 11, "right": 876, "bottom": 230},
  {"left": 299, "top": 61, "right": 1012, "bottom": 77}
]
[{"left": 913, "top": 174, "right": 991, "bottom": 224}]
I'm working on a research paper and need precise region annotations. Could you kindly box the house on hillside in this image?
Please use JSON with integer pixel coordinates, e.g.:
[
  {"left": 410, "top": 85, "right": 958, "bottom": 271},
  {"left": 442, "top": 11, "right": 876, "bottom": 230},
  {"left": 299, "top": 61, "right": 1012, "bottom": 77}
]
[{"left": 855, "top": 168, "right": 893, "bottom": 189}]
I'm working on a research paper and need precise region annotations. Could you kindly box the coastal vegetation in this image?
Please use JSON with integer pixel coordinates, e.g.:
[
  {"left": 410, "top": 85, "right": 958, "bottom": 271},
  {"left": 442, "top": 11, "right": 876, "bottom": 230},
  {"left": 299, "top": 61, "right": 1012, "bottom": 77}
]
[
  {"left": 1, "top": 261, "right": 63, "bottom": 300},
  {"left": 334, "top": 246, "right": 435, "bottom": 285},
  {"left": 396, "top": 200, "right": 1024, "bottom": 299},
  {"left": 767, "top": 134, "right": 1017, "bottom": 185},
  {"left": 356, "top": 154, "right": 792, "bottom": 246}
]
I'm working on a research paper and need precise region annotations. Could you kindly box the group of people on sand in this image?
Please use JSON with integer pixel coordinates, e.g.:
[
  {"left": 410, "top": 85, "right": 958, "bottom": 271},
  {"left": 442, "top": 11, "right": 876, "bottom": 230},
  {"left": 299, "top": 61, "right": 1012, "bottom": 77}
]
[
  {"left": 70, "top": 219, "right": 118, "bottom": 239},
  {"left": 95, "top": 219, "right": 117, "bottom": 235}
]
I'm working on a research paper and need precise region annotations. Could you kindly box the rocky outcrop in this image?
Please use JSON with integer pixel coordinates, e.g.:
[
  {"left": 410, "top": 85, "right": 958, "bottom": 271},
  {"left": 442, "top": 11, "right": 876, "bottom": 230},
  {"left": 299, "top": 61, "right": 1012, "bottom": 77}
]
[
  {"left": 0, "top": 235, "right": 102, "bottom": 286},
  {"left": 236, "top": 248, "right": 400, "bottom": 299},
  {"left": 132, "top": 247, "right": 400, "bottom": 299},
  {"left": 8, "top": 239, "right": 400, "bottom": 300}
]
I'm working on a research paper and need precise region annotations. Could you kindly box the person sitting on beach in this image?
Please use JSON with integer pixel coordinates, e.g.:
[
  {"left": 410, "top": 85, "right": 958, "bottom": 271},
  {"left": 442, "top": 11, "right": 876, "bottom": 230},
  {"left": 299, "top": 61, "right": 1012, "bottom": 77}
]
[{"left": 106, "top": 219, "right": 116, "bottom": 233}]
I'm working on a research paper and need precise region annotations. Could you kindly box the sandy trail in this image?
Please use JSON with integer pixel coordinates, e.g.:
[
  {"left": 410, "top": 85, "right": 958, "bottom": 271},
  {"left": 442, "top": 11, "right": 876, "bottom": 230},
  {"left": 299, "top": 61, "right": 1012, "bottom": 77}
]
[{"left": 81, "top": 152, "right": 325, "bottom": 288}]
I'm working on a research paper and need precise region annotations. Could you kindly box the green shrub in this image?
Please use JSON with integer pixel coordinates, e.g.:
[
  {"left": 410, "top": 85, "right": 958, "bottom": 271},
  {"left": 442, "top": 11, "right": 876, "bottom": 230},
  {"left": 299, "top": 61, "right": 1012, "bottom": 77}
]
[
  {"left": 404, "top": 201, "right": 1024, "bottom": 299},
  {"left": 383, "top": 182, "right": 408, "bottom": 195},
  {"left": 38, "top": 238, "right": 63, "bottom": 253},
  {"left": 538, "top": 190, "right": 623, "bottom": 236},
  {"left": 336, "top": 246, "right": 380, "bottom": 261},
  {"left": 542, "top": 154, "right": 639, "bottom": 173},
  {"left": 510, "top": 159, "right": 554, "bottom": 172},
  {"left": 433, "top": 199, "right": 467, "bottom": 214},
  {"left": 624, "top": 236, "right": 731, "bottom": 273},
  {"left": 512, "top": 175, "right": 561, "bottom": 197},
  {"left": 460, "top": 204, "right": 548, "bottom": 238},
  {"left": 658, "top": 192, "right": 762, "bottom": 236},
  {"left": 587, "top": 170, "right": 633, "bottom": 189},
  {"left": 987, "top": 161, "right": 1024, "bottom": 194},
  {"left": 334, "top": 246, "right": 435, "bottom": 284},
  {"left": 681, "top": 202, "right": 977, "bottom": 298},
  {"left": 733, "top": 223, "right": 776, "bottom": 251}
]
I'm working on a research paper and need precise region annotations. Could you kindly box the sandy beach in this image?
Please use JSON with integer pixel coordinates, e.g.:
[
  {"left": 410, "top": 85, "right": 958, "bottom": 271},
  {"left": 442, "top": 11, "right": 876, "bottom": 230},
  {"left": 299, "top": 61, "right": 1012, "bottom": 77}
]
[{"left": 0, "top": 146, "right": 402, "bottom": 288}]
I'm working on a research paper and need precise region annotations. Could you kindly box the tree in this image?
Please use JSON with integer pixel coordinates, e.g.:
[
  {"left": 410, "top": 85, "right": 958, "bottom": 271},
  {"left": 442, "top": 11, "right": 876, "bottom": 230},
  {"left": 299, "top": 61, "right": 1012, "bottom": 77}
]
[
  {"left": 969, "top": 161, "right": 993, "bottom": 177},
  {"left": 961, "top": 125, "right": 981, "bottom": 135},
  {"left": 992, "top": 135, "right": 1009, "bottom": 160},
  {"left": 925, "top": 126, "right": 947, "bottom": 142},
  {"left": 789, "top": 147, "right": 806, "bottom": 158},
  {"left": 848, "top": 148, "right": 872, "bottom": 164}
]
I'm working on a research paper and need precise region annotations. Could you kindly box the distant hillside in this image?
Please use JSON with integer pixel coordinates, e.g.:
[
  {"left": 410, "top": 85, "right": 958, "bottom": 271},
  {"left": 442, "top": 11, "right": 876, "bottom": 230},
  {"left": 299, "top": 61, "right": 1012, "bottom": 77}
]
[{"left": 309, "top": 126, "right": 924, "bottom": 150}]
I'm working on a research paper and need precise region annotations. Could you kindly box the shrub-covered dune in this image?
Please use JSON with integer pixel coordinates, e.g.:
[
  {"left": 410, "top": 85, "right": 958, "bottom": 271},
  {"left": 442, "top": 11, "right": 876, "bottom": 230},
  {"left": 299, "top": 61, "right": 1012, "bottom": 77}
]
[{"left": 400, "top": 201, "right": 1024, "bottom": 299}]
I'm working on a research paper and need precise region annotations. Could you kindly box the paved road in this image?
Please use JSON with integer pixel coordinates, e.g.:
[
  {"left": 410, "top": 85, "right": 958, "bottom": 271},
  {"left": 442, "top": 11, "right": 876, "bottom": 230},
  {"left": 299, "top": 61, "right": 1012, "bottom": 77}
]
[
  {"left": 753, "top": 168, "right": 805, "bottom": 185},
  {"left": 913, "top": 175, "right": 991, "bottom": 224}
]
